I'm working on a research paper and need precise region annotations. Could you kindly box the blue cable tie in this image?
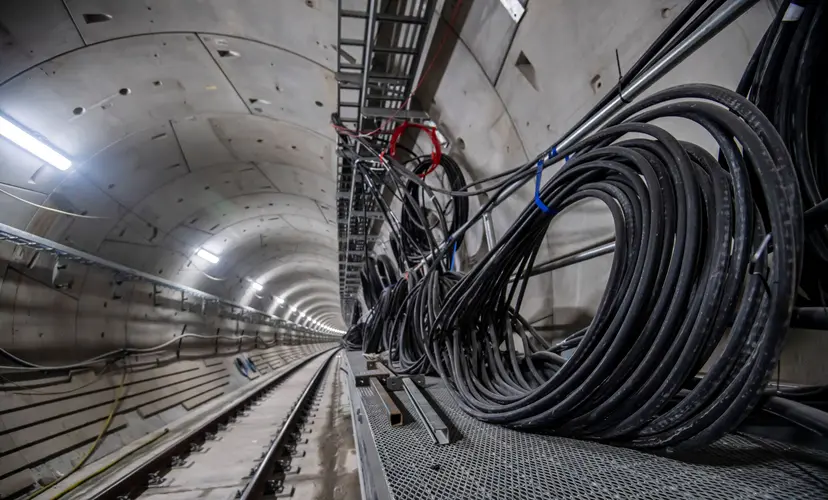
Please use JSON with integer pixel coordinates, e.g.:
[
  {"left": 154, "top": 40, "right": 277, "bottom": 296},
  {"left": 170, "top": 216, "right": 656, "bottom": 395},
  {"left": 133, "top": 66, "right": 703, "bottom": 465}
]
[
  {"left": 450, "top": 241, "right": 458, "bottom": 271},
  {"left": 550, "top": 147, "right": 570, "bottom": 163},
  {"left": 534, "top": 159, "right": 551, "bottom": 213}
]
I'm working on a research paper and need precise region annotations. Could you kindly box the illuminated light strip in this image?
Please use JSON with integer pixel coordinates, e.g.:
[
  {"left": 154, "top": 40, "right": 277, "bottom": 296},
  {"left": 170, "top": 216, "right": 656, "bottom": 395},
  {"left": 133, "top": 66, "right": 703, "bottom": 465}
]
[
  {"left": 0, "top": 116, "right": 72, "bottom": 171},
  {"left": 195, "top": 248, "right": 220, "bottom": 264}
]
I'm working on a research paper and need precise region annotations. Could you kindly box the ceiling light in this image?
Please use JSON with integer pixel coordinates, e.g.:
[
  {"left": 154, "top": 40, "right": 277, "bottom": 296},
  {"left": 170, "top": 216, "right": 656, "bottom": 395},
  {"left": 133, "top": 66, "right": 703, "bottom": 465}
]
[
  {"left": 0, "top": 115, "right": 72, "bottom": 171},
  {"left": 250, "top": 281, "right": 264, "bottom": 292},
  {"left": 274, "top": 296, "right": 285, "bottom": 304},
  {"left": 195, "top": 248, "right": 220, "bottom": 264}
]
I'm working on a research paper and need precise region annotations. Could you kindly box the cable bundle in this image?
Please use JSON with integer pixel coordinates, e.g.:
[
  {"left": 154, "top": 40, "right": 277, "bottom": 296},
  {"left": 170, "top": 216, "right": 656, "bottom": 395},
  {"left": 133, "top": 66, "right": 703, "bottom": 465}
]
[
  {"left": 737, "top": 0, "right": 828, "bottom": 304},
  {"left": 426, "top": 84, "right": 802, "bottom": 450},
  {"left": 400, "top": 155, "right": 469, "bottom": 267},
  {"left": 384, "top": 271, "right": 462, "bottom": 375},
  {"left": 362, "top": 280, "right": 408, "bottom": 354},
  {"left": 342, "top": 322, "right": 364, "bottom": 351}
]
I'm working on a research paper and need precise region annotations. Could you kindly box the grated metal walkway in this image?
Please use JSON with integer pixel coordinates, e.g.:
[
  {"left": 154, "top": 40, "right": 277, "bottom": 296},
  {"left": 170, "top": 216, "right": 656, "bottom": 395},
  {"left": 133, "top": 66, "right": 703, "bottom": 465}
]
[{"left": 346, "top": 351, "right": 828, "bottom": 500}]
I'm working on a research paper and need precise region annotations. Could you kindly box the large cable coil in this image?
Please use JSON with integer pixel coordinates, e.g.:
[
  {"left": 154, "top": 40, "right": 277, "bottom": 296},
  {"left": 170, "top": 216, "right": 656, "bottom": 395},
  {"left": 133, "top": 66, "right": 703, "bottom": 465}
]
[{"left": 425, "top": 84, "right": 802, "bottom": 450}]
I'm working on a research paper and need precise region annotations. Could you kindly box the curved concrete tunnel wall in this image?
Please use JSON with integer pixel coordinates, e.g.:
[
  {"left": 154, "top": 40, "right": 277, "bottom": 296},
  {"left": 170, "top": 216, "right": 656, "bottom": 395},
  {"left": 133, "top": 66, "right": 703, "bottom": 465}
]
[
  {"left": 0, "top": 0, "right": 347, "bottom": 348},
  {"left": 0, "top": 1, "right": 344, "bottom": 495}
]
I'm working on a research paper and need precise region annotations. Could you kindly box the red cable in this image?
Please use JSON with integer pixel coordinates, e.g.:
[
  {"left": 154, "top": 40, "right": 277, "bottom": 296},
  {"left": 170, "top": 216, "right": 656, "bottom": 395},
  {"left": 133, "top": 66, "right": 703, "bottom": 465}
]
[{"left": 388, "top": 122, "right": 442, "bottom": 175}]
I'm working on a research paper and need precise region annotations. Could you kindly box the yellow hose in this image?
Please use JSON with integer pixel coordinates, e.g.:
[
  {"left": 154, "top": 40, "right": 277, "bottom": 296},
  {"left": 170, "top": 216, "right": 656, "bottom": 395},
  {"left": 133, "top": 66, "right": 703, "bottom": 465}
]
[
  {"left": 24, "top": 363, "right": 129, "bottom": 500},
  {"left": 50, "top": 429, "right": 169, "bottom": 500}
]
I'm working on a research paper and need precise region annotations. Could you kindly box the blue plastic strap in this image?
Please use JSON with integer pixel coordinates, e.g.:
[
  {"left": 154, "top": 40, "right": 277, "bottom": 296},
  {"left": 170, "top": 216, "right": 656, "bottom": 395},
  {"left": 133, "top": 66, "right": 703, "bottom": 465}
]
[
  {"left": 534, "top": 158, "right": 551, "bottom": 213},
  {"left": 450, "top": 241, "right": 458, "bottom": 271}
]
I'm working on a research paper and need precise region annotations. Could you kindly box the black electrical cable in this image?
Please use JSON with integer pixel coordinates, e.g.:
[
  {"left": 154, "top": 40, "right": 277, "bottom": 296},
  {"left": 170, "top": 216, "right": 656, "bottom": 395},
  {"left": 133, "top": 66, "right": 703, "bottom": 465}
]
[
  {"left": 401, "top": 155, "right": 470, "bottom": 266},
  {"left": 424, "top": 84, "right": 802, "bottom": 451},
  {"left": 342, "top": 322, "right": 365, "bottom": 351},
  {"left": 386, "top": 270, "right": 463, "bottom": 375},
  {"left": 736, "top": 0, "right": 828, "bottom": 305},
  {"left": 362, "top": 280, "right": 408, "bottom": 354}
]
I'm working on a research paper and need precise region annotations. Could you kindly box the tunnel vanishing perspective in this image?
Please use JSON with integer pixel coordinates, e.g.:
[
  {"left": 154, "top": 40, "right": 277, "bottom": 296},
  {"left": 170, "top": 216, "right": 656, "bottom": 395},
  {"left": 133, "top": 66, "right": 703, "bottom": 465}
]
[{"left": 3, "top": 1, "right": 828, "bottom": 499}]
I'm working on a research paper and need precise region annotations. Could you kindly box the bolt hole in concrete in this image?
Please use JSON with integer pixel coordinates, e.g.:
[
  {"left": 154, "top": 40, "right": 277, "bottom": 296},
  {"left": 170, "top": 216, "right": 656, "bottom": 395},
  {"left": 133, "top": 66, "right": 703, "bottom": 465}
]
[
  {"left": 455, "top": 137, "right": 466, "bottom": 150},
  {"left": 516, "top": 51, "right": 540, "bottom": 91},
  {"left": 217, "top": 49, "right": 241, "bottom": 58},
  {"left": 73, "top": 106, "right": 85, "bottom": 116},
  {"left": 119, "top": 87, "right": 131, "bottom": 96},
  {"left": 591, "top": 74, "right": 603, "bottom": 93},
  {"left": 315, "top": 100, "right": 323, "bottom": 107},
  {"left": 82, "top": 13, "right": 112, "bottom": 24},
  {"left": 153, "top": 80, "right": 163, "bottom": 86}
]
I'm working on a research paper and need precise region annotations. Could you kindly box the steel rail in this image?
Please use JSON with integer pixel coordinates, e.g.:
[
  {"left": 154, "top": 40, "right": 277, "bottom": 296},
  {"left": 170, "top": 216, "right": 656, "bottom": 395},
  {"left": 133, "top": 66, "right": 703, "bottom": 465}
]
[
  {"left": 85, "top": 348, "right": 338, "bottom": 500},
  {"left": 239, "top": 350, "right": 338, "bottom": 499}
]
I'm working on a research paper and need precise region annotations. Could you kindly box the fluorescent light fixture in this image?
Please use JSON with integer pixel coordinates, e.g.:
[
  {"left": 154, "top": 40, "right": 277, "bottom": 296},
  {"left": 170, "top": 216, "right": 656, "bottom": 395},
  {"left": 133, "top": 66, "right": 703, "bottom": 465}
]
[
  {"left": 250, "top": 281, "right": 264, "bottom": 292},
  {"left": 195, "top": 248, "right": 220, "bottom": 264},
  {"left": 0, "top": 116, "right": 72, "bottom": 171}
]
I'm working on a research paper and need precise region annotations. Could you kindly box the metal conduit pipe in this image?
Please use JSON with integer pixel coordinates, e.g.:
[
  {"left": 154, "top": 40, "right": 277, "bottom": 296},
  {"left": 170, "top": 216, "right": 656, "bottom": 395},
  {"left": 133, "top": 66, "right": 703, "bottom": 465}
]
[{"left": 523, "top": 239, "right": 617, "bottom": 279}]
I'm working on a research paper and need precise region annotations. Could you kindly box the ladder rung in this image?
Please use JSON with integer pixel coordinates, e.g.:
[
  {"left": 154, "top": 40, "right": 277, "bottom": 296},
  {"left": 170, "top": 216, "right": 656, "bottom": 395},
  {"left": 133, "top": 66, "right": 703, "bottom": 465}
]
[
  {"left": 341, "top": 9, "right": 428, "bottom": 24},
  {"left": 339, "top": 39, "right": 417, "bottom": 55},
  {"left": 337, "top": 71, "right": 411, "bottom": 84},
  {"left": 340, "top": 38, "right": 365, "bottom": 47},
  {"left": 368, "top": 72, "right": 412, "bottom": 83},
  {"left": 361, "top": 107, "right": 428, "bottom": 120},
  {"left": 374, "top": 45, "right": 418, "bottom": 55}
]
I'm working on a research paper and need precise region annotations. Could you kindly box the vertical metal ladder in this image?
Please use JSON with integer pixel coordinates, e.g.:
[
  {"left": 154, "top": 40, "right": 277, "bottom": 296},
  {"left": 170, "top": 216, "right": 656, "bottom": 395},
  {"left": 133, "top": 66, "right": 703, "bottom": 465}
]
[{"left": 334, "top": 0, "right": 439, "bottom": 317}]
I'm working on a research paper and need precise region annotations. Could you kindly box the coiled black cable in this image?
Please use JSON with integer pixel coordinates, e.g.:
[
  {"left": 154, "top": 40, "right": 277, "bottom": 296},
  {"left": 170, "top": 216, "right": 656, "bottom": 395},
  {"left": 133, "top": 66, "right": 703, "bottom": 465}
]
[
  {"left": 401, "top": 155, "right": 470, "bottom": 266},
  {"left": 386, "top": 270, "right": 463, "bottom": 375},
  {"left": 426, "top": 84, "right": 802, "bottom": 451},
  {"left": 737, "top": 0, "right": 828, "bottom": 304}
]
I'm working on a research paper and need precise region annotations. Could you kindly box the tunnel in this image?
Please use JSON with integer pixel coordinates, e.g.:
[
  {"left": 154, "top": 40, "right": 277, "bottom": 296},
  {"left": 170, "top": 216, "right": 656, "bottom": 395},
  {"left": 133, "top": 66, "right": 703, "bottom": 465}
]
[{"left": 2, "top": 1, "right": 828, "bottom": 499}]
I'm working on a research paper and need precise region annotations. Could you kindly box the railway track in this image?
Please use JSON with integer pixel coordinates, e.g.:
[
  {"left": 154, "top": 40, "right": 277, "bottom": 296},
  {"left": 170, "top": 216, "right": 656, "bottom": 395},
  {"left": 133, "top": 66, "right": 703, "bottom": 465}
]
[{"left": 71, "top": 348, "right": 343, "bottom": 500}]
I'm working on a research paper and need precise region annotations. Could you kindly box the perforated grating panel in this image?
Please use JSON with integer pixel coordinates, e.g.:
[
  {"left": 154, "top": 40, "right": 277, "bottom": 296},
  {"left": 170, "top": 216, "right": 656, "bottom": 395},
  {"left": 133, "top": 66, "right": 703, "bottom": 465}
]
[{"left": 357, "top": 380, "right": 828, "bottom": 500}]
